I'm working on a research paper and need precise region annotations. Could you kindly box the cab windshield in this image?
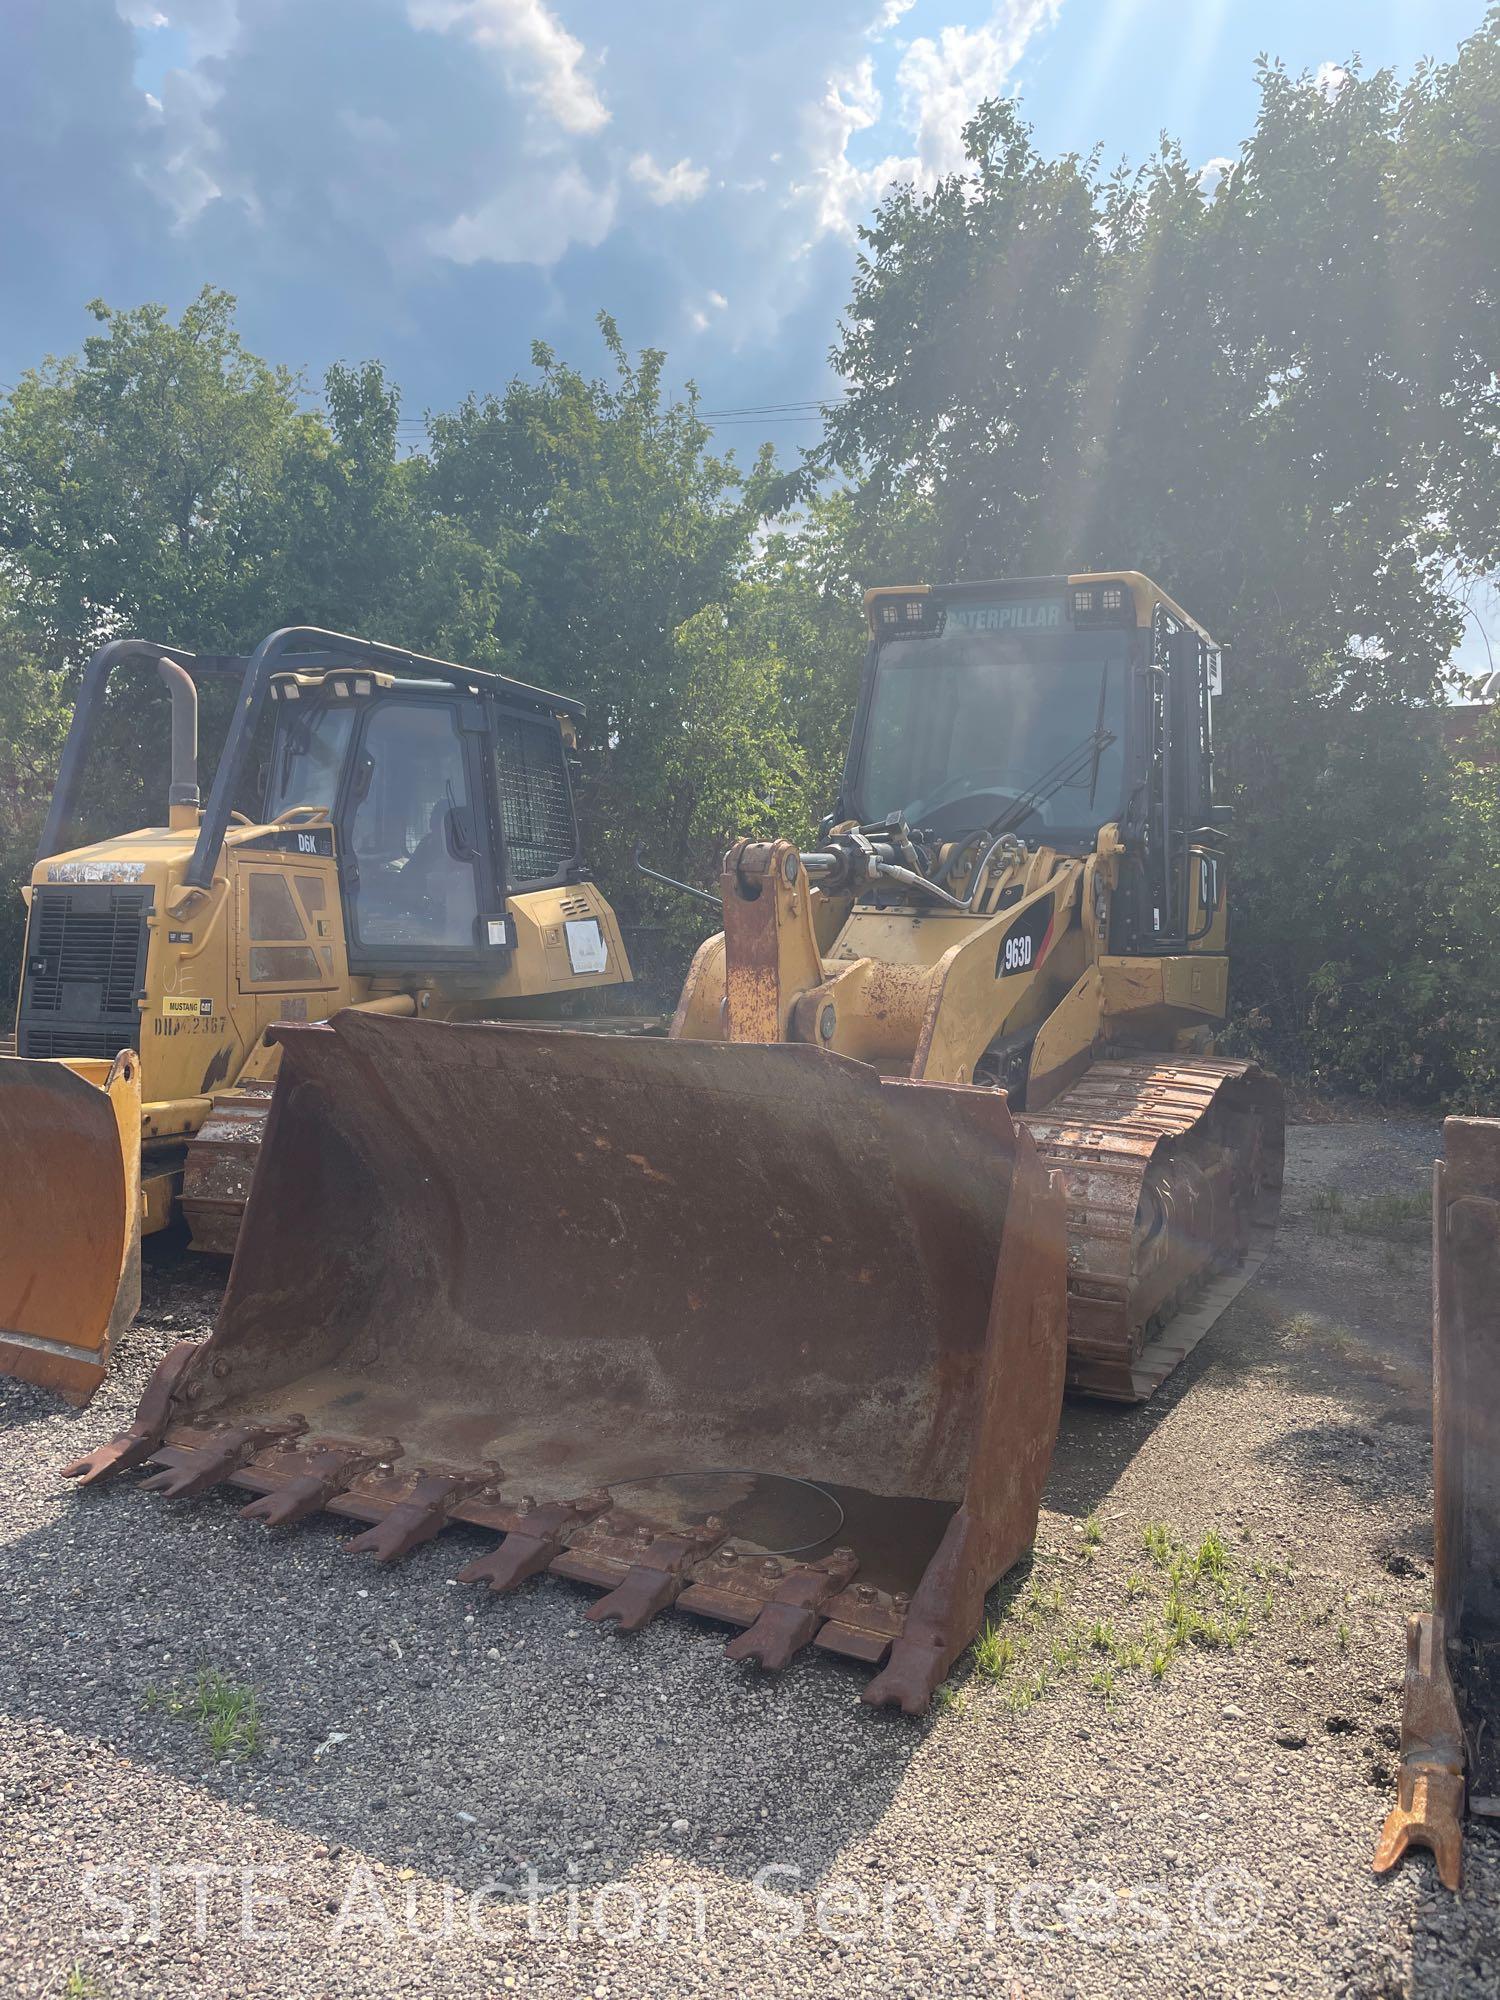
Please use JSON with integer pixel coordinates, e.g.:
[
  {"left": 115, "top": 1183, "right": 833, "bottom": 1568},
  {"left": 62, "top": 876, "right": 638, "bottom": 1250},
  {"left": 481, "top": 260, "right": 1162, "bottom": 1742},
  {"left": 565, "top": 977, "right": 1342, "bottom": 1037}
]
[
  {"left": 851, "top": 629, "right": 1130, "bottom": 842},
  {"left": 265, "top": 702, "right": 355, "bottom": 819}
]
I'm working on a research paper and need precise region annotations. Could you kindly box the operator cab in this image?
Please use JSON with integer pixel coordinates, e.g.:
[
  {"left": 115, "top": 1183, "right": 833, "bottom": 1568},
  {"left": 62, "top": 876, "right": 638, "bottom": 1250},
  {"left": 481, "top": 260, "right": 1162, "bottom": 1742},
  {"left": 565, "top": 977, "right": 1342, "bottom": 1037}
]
[
  {"left": 840, "top": 573, "right": 1225, "bottom": 948},
  {"left": 262, "top": 666, "right": 583, "bottom": 972}
]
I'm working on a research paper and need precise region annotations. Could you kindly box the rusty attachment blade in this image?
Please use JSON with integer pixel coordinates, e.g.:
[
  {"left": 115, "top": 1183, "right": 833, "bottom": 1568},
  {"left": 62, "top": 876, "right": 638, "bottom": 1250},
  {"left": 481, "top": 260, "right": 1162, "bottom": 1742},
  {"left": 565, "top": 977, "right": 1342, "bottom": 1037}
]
[
  {"left": 60, "top": 1341, "right": 201, "bottom": 1484},
  {"left": 84, "top": 1012, "right": 1068, "bottom": 1707},
  {"left": 1377, "top": 1119, "right": 1500, "bottom": 1888}
]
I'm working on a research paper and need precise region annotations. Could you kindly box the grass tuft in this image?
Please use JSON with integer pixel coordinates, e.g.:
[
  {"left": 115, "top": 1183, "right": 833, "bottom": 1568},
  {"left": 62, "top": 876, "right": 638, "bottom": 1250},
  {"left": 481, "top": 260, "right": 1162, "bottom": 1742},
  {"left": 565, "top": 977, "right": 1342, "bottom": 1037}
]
[
  {"left": 972, "top": 1623, "right": 1018, "bottom": 1683},
  {"left": 148, "top": 1669, "right": 263, "bottom": 1760}
]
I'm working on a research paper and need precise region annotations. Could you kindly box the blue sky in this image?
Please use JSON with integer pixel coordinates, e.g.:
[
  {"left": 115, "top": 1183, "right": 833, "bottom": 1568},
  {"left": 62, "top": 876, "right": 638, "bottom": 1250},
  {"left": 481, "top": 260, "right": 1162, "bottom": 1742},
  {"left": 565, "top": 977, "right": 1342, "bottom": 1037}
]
[{"left": 2, "top": 1, "right": 1493, "bottom": 668}]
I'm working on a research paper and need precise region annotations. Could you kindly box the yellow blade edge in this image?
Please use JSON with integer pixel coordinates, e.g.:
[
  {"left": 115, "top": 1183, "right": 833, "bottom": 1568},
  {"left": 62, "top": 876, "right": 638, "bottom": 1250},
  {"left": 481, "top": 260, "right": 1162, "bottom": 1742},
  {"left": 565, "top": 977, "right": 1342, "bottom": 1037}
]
[{"left": 0, "top": 1049, "right": 142, "bottom": 1404}]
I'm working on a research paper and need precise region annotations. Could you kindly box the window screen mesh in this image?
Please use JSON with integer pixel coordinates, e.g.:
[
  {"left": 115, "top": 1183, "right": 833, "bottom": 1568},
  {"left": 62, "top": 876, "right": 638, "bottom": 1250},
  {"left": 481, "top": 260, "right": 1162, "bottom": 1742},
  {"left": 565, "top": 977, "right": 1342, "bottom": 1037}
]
[{"left": 494, "top": 716, "right": 575, "bottom": 883}]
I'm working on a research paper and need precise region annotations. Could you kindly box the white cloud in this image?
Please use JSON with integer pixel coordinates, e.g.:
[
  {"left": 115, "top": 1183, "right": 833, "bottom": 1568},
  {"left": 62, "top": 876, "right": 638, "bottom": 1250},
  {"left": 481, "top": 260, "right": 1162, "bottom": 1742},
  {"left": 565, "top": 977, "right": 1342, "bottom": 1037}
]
[
  {"left": 688, "top": 289, "right": 729, "bottom": 333},
  {"left": 429, "top": 161, "right": 616, "bottom": 264},
  {"left": 1195, "top": 155, "right": 1234, "bottom": 196},
  {"left": 897, "top": 1, "right": 1060, "bottom": 180},
  {"left": 115, "top": 0, "right": 242, "bottom": 59},
  {"left": 629, "top": 152, "right": 710, "bottom": 205},
  {"left": 795, "top": 57, "right": 895, "bottom": 241},
  {"left": 408, "top": 0, "right": 608, "bottom": 134},
  {"left": 141, "top": 59, "right": 224, "bottom": 225},
  {"left": 796, "top": 2, "right": 1060, "bottom": 242},
  {"left": 1315, "top": 60, "right": 1350, "bottom": 100},
  {"left": 868, "top": 0, "right": 917, "bottom": 33}
]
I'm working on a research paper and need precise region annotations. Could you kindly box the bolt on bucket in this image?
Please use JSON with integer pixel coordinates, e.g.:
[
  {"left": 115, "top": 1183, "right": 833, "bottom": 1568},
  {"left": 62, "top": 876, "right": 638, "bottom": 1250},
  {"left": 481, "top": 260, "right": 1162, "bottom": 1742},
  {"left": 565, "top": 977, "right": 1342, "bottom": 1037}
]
[
  {"left": 67, "top": 1011, "right": 1067, "bottom": 1710},
  {"left": 0, "top": 1049, "right": 142, "bottom": 1403}
]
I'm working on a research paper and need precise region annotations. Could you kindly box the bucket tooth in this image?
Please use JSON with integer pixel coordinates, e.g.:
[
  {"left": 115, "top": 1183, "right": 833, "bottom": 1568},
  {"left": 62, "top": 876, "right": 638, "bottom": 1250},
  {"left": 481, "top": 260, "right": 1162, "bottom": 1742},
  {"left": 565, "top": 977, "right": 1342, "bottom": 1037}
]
[
  {"left": 721, "top": 1550, "right": 861, "bottom": 1672},
  {"left": 554, "top": 1513, "right": 728, "bottom": 1632},
  {"left": 457, "top": 1494, "right": 611, "bottom": 1595},
  {"left": 60, "top": 1341, "right": 200, "bottom": 1485},
  {"left": 1374, "top": 1613, "right": 1468, "bottom": 1891},
  {"left": 237, "top": 1436, "right": 400, "bottom": 1529},
  {"left": 138, "top": 1417, "right": 307, "bottom": 1500},
  {"left": 342, "top": 1465, "right": 504, "bottom": 1563}
]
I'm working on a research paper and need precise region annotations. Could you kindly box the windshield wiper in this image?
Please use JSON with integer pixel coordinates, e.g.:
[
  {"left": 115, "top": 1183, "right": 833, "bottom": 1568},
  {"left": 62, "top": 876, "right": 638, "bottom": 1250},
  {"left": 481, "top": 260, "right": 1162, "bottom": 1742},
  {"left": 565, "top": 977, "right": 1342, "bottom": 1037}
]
[{"left": 982, "top": 723, "right": 1118, "bottom": 842}]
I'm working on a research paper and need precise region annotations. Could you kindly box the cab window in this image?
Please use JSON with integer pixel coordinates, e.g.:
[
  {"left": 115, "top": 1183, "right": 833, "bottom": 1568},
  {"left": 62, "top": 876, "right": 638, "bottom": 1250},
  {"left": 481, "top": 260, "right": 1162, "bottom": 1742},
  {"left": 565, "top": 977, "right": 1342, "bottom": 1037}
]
[
  {"left": 264, "top": 703, "right": 355, "bottom": 819},
  {"left": 345, "top": 701, "right": 481, "bottom": 952}
]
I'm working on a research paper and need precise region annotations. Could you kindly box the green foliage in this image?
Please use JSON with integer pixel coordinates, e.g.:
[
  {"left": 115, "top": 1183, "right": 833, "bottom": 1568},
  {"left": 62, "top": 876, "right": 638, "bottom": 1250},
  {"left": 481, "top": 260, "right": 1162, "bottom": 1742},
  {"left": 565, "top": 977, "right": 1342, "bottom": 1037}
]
[
  {"left": 821, "top": 18, "right": 1500, "bottom": 1101},
  {"left": 0, "top": 597, "right": 69, "bottom": 1002}
]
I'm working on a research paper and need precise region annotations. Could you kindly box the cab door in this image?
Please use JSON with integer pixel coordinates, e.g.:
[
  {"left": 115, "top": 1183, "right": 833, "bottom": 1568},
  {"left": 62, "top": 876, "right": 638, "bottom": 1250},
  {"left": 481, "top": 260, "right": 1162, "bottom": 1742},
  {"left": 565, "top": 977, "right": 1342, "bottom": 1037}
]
[
  {"left": 338, "top": 694, "right": 501, "bottom": 972},
  {"left": 233, "top": 846, "right": 349, "bottom": 1034}
]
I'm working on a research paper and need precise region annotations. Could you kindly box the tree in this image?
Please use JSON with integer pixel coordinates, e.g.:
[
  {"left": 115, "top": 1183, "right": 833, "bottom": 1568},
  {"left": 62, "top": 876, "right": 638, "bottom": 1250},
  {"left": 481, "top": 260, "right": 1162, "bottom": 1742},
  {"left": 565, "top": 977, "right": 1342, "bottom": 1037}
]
[
  {"left": 818, "top": 18, "right": 1500, "bottom": 1100},
  {"left": 424, "top": 317, "right": 792, "bottom": 974},
  {"left": 0, "top": 593, "right": 69, "bottom": 1003},
  {"left": 0, "top": 288, "right": 304, "bottom": 662}
]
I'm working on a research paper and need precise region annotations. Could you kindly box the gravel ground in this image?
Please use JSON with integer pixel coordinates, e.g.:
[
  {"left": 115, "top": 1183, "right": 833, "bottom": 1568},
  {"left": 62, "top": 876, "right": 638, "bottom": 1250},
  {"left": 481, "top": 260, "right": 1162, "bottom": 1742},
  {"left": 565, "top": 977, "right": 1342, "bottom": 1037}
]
[{"left": 1, "top": 1113, "right": 1496, "bottom": 1999}]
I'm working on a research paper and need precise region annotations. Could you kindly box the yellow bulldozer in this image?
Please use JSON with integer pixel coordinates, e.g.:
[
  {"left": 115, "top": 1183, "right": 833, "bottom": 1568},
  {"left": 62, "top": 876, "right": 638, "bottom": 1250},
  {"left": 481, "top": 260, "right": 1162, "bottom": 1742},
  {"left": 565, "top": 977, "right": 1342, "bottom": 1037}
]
[
  {"left": 67, "top": 572, "right": 1283, "bottom": 1711},
  {"left": 2, "top": 627, "right": 633, "bottom": 1402}
]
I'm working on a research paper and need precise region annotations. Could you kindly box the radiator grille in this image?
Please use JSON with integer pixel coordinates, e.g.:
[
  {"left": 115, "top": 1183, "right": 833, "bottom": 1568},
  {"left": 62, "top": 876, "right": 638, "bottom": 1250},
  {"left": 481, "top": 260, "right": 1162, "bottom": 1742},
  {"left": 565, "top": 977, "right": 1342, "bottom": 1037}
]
[
  {"left": 18, "top": 884, "right": 151, "bottom": 1058},
  {"left": 494, "top": 716, "right": 577, "bottom": 885}
]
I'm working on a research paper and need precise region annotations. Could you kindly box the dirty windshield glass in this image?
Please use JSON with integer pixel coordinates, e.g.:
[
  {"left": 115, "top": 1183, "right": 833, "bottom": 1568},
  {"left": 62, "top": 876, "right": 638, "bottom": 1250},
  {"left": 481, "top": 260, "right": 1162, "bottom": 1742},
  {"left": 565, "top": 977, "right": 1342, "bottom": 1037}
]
[
  {"left": 264, "top": 703, "right": 355, "bottom": 819},
  {"left": 852, "top": 631, "right": 1128, "bottom": 840}
]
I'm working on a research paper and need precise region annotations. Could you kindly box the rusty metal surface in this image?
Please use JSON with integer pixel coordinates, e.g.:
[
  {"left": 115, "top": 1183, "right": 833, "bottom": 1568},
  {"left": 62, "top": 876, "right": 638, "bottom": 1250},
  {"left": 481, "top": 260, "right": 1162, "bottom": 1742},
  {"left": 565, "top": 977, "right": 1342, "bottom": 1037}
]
[
  {"left": 1019, "top": 1058, "right": 1284, "bottom": 1400},
  {"left": 1375, "top": 1612, "right": 1467, "bottom": 1891},
  {"left": 1379, "top": 1119, "right": 1500, "bottom": 1889},
  {"left": 0, "top": 1049, "right": 143, "bottom": 1404},
  {"left": 68, "top": 1009, "right": 1069, "bottom": 1710},
  {"left": 179, "top": 1080, "right": 276, "bottom": 1256}
]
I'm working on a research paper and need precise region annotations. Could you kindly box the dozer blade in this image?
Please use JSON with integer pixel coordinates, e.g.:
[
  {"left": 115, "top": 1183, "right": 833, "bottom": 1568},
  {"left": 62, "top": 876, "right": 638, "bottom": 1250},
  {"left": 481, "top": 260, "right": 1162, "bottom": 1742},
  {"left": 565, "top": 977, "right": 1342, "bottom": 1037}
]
[
  {"left": 0, "top": 1049, "right": 142, "bottom": 1404},
  {"left": 70, "top": 1010, "right": 1068, "bottom": 1711},
  {"left": 1376, "top": 1118, "right": 1500, "bottom": 1891}
]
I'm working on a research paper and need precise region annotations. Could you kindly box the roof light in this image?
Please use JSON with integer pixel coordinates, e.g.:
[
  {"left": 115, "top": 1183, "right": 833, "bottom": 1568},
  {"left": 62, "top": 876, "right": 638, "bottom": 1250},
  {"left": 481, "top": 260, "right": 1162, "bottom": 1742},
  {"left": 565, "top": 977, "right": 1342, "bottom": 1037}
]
[
  {"left": 354, "top": 676, "right": 373, "bottom": 696},
  {"left": 333, "top": 680, "right": 351, "bottom": 697},
  {"left": 282, "top": 682, "right": 300, "bottom": 700},
  {"left": 1071, "top": 581, "right": 1136, "bottom": 628}
]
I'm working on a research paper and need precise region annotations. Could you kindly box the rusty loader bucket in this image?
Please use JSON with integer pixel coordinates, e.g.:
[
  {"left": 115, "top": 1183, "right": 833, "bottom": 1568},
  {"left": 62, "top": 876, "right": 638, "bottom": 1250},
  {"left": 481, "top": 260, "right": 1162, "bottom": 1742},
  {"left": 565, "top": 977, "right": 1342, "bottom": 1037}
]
[
  {"left": 1375, "top": 1118, "right": 1500, "bottom": 1890},
  {"left": 0, "top": 1050, "right": 142, "bottom": 1404},
  {"left": 67, "top": 1010, "right": 1068, "bottom": 1710}
]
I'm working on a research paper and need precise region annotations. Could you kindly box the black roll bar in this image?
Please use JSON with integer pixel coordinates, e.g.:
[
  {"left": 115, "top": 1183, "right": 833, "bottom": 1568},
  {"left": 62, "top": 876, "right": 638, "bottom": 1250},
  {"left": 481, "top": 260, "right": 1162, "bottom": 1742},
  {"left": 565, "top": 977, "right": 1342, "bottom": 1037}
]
[
  {"left": 35, "top": 639, "right": 247, "bottom": 866},
  {"left": 36, "top": 627, "right": 588, "bottom": 889}
]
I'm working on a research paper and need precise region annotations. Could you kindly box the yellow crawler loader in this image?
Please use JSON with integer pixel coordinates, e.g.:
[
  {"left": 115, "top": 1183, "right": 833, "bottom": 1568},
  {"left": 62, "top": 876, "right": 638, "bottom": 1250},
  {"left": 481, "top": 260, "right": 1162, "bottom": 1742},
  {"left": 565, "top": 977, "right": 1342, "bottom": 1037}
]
[
  {"left": 68, "top": 573, "right": 1282, "bottom": 1710},
  {"left": 3, "top": 628, "right": 633, "bottom": 1402}
]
